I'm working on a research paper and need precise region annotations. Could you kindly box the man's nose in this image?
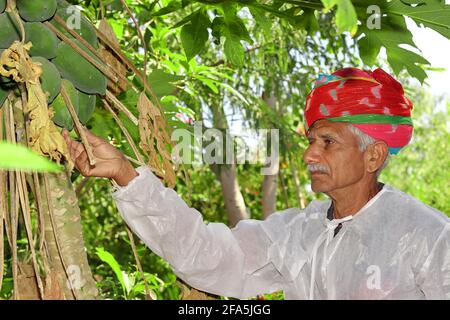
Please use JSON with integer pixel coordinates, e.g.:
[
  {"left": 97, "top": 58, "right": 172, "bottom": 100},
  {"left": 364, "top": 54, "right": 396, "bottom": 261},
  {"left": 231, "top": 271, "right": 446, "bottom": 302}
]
[{"left": 303, "top": 143, "right": 321, "bottom": 164}]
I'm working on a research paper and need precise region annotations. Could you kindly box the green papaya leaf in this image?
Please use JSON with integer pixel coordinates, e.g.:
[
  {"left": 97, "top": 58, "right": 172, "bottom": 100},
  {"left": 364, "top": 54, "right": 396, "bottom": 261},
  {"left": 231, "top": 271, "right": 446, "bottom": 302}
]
[
  {"left": 357, "top": 13, "right": 430, "bottom": 83},
  {"left": 387, "top": 0, "right": 450, "bottom": 39},
  {"left": 386, "top": 46, "right": 429, "bottom": 83},
  {"left": 353, "top": 0, "right": 450, "bottom": 82},
  {"left": 0, "top": 0, "right": 5, "bottom": 13}
]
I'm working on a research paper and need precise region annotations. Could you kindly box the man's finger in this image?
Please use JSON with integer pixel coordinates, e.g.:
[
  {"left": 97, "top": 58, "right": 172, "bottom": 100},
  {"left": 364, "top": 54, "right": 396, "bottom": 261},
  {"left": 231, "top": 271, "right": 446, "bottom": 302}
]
[
  {"left": 63, "top": 130, "right": 78, "bottom": 153},
  {"left": 70, "top": 140, "right": 85, "bottom": 161},
  {"left": 75, "top": 152, "right": 90, "bottom": 176},
  {"left": 83, "top": 128, "right": 106, "bottom": 147},
  {"left": 76, "top": 151, "right": 89, "bottom": 166},
  {"left": 73, "top": 144, "right": 85, "bottom": 160},
  {"left": 63, "top": 130, "right": 72, "bottom": 146}
]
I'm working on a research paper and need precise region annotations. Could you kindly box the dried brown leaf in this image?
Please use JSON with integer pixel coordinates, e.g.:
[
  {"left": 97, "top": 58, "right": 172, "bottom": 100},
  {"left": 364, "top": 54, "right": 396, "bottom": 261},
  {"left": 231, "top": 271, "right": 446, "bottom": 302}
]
[
  {"left": 179, "top": 283, "right": 215, "bottom": 300},
  {"left": 96, "top": 19, "right": 129, "bottom": 94},
  {"left": 137, "top": 92, "right": 175, "bottom": 187},
  {"left": 0, "top": 41, "right": 73, "bottom": 170},
  {"left": 98, "top": 19, "right": 121, "bottom": 50}
]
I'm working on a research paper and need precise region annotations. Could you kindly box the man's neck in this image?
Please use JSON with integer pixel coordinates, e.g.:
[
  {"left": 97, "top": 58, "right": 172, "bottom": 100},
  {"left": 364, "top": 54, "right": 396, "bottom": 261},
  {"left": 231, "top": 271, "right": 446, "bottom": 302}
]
[{"left": 326, "top": 179, "right": 382, "bottom": 219}]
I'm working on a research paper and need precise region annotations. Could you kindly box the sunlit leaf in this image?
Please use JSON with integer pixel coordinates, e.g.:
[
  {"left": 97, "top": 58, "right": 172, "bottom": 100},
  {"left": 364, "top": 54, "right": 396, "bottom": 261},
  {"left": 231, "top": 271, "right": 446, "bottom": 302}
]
[
  {"left": 96, "top": 247, "right": 127, "bottom": 298},
  {"left": 0, "top": 142, "right": 62, "bottom": 172}
]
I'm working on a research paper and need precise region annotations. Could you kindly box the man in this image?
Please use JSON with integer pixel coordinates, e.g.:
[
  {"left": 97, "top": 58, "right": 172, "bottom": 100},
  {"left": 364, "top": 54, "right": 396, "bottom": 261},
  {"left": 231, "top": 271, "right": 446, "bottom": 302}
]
[{"left": 64, "top": 67, "right": 450, "bottom": 299}]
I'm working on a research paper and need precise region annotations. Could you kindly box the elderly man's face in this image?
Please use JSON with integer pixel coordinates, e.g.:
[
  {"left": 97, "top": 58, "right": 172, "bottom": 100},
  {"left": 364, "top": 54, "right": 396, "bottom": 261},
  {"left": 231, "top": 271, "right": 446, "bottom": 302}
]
[{"left": 303, "top": 119, "right": 366, "bottom": 193}]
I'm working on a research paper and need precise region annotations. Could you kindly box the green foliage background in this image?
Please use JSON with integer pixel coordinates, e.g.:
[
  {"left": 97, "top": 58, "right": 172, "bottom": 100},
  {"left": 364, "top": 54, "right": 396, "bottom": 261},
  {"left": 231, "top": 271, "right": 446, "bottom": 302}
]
[
  {"left": 44, "top": 0, "right": 450, "bottom": 300},
  {"left": 0, "top": 0, "right": 448, "bottom": 299}
]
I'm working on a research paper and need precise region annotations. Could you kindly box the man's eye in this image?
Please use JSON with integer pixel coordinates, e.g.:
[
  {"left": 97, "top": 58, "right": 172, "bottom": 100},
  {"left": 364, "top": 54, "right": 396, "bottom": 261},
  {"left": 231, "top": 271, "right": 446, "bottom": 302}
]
[{"left": 324, "top": 139, "right": 334, "bottom": 145}]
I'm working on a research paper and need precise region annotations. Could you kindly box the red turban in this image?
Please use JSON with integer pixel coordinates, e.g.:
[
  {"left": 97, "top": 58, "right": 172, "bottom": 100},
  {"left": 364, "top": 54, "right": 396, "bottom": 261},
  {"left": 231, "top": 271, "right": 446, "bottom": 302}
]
[{"left": 304, "top": 67, "right": 413, "bottom": 154}]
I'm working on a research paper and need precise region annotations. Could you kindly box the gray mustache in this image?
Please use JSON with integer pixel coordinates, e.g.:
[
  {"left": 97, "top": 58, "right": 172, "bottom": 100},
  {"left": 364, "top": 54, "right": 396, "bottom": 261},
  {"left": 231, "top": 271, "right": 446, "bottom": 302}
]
[{"left": 307, "top": 164, "right": 329, "bottom": 174}]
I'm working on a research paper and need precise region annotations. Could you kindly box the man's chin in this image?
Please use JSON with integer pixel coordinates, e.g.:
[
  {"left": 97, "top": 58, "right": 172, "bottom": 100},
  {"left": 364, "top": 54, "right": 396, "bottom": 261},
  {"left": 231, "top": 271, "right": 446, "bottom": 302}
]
[
  {"left": 311, "top": 185, "right": 328, "bottom": 193},
  {"left": 310, "top": 180, "right": 332, "bottom": 193}
]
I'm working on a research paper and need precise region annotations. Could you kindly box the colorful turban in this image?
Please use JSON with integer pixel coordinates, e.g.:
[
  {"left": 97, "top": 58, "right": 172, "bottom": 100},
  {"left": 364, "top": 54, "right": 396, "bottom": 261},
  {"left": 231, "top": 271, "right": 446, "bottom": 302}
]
[{"left": 304, "top": 67, "right": 413, "bottom": 154}]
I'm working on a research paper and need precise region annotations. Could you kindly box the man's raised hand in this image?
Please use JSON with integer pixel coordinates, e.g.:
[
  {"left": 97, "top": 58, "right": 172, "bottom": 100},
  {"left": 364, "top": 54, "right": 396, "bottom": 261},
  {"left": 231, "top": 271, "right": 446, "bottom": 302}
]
[{"left": 63, "top": 128, "right": 138, "bottom": 186}]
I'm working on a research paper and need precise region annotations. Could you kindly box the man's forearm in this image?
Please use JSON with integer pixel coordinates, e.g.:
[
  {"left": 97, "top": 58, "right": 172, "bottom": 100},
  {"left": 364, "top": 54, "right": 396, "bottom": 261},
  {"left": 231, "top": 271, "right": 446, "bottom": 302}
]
[{"left": 112, "top": 166, "right": 283, "bottom": 299}]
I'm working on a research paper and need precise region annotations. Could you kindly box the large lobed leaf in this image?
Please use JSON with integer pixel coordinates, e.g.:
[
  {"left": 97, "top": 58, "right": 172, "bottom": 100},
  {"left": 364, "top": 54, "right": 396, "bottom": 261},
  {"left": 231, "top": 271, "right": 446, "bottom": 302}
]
[{"left": 353, "top": 0, "right": 450, "bottom": 82}]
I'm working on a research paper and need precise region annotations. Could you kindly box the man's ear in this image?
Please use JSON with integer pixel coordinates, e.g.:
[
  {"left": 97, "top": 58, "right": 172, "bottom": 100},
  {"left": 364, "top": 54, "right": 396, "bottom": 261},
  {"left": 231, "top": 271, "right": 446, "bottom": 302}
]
[{"left": 365, "top": 141, "right": 389, "bottom": 174}]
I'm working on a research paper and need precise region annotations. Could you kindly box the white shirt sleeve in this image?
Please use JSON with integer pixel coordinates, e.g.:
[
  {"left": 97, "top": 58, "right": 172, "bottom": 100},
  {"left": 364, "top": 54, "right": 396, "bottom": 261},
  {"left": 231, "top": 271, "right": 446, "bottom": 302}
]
[
  {"left": 416, "top": 223, "right": 450, "bottom": 299},
  {"left": 112, "top": 166, "right": 293, "bottom": 299}
]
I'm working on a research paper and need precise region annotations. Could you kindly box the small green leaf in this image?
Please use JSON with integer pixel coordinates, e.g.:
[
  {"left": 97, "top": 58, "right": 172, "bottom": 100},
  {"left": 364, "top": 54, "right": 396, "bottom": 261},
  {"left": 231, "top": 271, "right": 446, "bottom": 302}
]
[
  {"left": 152, "top": 1, "right": 182, "bottom": 16},
  {"left": 229, "top": 20, "right": 252, "bottom": 43},
  {"left": 172, "top": 9, "right": 199, "bottom": 29},
  {"left": 180, "top": 10, "right": 210, "bottom": 61},
  {"left": 108, "top": 19, "right": 124, "bottom": 39},
  {"left": 0, "top": 142, "right": 62, "bottom": 172},
  {"left": 224, "top": 35, "right": 245, "bottom": 67},
  {"left": 211, "top": 16, "right": 226, "bottom": 42},
  {"left": 96, "top": 247, "right": 127, "bottom": 297},
  {"left": 249, "top": 7, "right": 272, "bottom": 36},
  {"left": 294, "top": 9, "right": 319, "bottom": 35},
  {"left": 197, "top": 76, "right": 219, "bottom": 93},
  {"left": 218, "top": 82, "right": 249, "bottom": 105},
  {"left": 320, "top": 0, "right": 358, "bottom": 34},
  {"left": 335, "top": 0, "right": 358, "bottom": 35},
  {"left": 147, "top": 69, "right": 184, "bottom": 98},
  {"left": 321, "top": 0, "right": 337, "bottom": 10}
]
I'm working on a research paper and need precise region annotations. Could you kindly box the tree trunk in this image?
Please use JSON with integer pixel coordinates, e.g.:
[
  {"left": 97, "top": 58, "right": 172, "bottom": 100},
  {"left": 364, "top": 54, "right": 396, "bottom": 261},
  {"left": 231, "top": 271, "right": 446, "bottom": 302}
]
[
  {"left": 41, "top": 171, "right": 99, "bottom": 299},
  {"left": 211, "top": 163, "right": 249, "bottom": 227},
  {"left": 290, "top": 158, "right": 306, "bottom": 209},
  {"left": 261, "top": 89, "right": 279, "bottom": 218},
  {"left": 210, "top": 103, "right": 249, "bottom": 227},
  {"left": 262, "top": 173, "right": 278, "bottom": 218},
  {"left": 3, "top": 99, "right": 98, "bottom": 299}
]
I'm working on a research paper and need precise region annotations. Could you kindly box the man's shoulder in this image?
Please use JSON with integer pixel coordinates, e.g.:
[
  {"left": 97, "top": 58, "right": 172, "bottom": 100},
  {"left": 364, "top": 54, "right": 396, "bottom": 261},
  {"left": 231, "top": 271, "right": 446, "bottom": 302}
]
[
  {"left": 265, "top": 207, "right": 304, "bottom": 226},
  {"left": 381, "top": 184, "right": 449, "bottom": 232},
  {"left": 268, "top": 199, "right": 331, "bottom": 222}
]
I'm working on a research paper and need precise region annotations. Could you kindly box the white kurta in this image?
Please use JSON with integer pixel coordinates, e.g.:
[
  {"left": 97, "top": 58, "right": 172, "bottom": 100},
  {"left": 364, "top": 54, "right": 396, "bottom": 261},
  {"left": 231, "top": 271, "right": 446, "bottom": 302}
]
[{"left": 113, "top": 166, "right": 450, "bottom": 299}]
